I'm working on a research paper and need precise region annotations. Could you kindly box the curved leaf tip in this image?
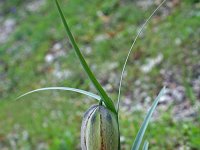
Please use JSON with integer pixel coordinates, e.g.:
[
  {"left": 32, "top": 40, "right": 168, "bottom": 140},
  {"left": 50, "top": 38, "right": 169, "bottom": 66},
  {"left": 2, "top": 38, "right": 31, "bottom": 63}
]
[{"left": 16, "top": 87, "right": 101, "bottom": 101}]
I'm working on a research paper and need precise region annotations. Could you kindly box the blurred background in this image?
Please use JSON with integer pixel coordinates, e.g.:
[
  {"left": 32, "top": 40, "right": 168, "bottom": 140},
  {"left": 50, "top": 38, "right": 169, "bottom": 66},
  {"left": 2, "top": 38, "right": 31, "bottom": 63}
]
[{"left": 0, "top": 0, "right": 199, "bottom": 149}]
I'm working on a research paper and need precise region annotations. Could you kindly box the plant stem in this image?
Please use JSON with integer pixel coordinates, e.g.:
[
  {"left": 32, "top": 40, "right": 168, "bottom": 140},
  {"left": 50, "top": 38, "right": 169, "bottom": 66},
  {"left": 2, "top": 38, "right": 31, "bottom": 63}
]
[{"left": 117, "top": 115, "right": 121, "bottom": 150}]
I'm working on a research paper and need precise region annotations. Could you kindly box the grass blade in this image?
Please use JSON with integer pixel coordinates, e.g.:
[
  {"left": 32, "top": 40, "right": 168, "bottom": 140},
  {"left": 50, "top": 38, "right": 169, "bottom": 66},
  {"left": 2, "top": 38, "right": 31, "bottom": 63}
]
[
  {"left": 131, "top": 87, "right": 166, "bottom": 150},
  {"left": 16, "top": 87, "right": 101, "bottom": 101},
  {"left": 117, "top": 0, "right": 167, "bottom": 113},
  {"left": 55, "top": 0, "right": 116, "bottom": 113},
  {"left": 142, "top": 140, "right": 149, "bottom": 150}
]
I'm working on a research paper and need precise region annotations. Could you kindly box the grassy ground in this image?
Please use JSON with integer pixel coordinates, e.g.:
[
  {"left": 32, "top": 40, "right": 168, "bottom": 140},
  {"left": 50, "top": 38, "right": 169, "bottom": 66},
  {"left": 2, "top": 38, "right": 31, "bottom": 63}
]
[{"left": 0, "top": 0, "right": 200, "bottom": 149}]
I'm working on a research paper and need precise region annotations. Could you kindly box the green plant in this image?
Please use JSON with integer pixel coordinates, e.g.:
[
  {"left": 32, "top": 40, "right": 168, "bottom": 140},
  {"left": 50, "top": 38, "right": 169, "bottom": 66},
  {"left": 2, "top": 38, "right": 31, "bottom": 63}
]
[{"left": 16, "top": 0, "right": 167, "bottom": 149}]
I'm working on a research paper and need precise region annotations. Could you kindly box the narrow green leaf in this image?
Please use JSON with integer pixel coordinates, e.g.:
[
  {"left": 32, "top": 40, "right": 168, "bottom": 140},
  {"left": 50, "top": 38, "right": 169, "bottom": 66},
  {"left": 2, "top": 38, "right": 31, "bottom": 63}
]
[
  {"left": 16, "top": 87, "right": 101, "bottom": 101},
  {"left": 117, "top": 0, "right": 167, "bottom": 113},
  {"left": 131, "top": 87, "right": 166, "bottom": 150},
  {"left": 54, "top": 0, "right": 116, "bottom": 113},
  {"left": 142, "top": 140, "right": 149, "bottom": 150}
]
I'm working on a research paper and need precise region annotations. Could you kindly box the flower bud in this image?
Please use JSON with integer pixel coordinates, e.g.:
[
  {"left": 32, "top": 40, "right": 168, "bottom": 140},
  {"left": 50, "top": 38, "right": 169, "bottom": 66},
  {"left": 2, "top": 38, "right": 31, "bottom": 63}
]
[{"left": 81, "top": 104, "right": 119, "bottom": 150}]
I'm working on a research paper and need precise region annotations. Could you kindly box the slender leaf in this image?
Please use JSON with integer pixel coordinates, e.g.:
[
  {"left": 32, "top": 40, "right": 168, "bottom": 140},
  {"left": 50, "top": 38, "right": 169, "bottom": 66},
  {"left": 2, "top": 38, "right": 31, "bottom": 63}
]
[
  {"left": 131, "top": 87, "right": 166, "bottom": 150},
  {"left": 117, "top": 0, "right": 167, "bottom": 113},
  {"left": 142, "top": 140, "right": 149, "bottom": 150},
  {"left": 54, "top": 0, "right": 116, "bottom": 113},
  {"left": 16, "top": 87, "right": 101, "bottom": 101}
]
